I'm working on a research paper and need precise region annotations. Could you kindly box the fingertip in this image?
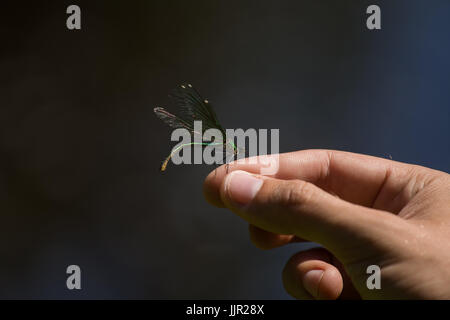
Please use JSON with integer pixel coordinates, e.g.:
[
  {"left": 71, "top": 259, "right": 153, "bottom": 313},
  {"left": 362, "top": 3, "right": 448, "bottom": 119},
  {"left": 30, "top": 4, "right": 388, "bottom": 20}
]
[
  {"left": 283, "top": 249, "right": 343, "bottom": 300},
  {"left": 222, "top": 170, "right": 264, "bottom": 207},
  {"left": 301, "top": 267, "right": 343, "bottom": 300},
  {"left": 248, "top": 224, "right": 302, "bottom": 250},
  {"left": 316, "top": 267, "right": 343, "bottom": 300}
]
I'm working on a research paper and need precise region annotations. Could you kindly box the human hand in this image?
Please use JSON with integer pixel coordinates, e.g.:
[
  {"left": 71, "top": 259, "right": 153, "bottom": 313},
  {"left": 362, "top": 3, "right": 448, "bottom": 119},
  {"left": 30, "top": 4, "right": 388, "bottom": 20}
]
[{"left": 203, "top": 150, "right": 450, "bottom": 299}]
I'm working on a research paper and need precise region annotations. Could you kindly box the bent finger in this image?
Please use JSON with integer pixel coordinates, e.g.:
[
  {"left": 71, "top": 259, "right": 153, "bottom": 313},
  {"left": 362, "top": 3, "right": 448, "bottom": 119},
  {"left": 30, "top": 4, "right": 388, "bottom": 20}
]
[
  {"left": 248, "top": 224, "right": 305, "bottom": 250},
  {"left": 282, "top": 248, "right": 344, "bottom": 300}
]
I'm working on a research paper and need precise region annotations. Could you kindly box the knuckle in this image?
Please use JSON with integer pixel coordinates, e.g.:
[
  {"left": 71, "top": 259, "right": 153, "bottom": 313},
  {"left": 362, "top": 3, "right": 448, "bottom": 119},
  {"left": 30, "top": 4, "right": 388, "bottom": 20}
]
[{"left": 273, "top": 180, "right": 315, "bottom": 209}]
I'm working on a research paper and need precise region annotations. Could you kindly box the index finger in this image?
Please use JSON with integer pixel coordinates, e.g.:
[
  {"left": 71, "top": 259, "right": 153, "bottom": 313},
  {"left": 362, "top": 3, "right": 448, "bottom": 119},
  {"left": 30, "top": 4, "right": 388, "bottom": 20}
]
[{"left": 203, "top": 149, "right": 409, "bottom": 209}]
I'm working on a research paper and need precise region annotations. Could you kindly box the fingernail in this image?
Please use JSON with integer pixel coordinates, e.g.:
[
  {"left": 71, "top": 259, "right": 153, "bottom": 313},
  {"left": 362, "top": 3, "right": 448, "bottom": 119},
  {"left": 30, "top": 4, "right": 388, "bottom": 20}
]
[
  {"left": 302, "top": 270, "right": 324, "bottom": 299},
  {"left": 225, "top": 170, "right": 263, "bottom": 206}
]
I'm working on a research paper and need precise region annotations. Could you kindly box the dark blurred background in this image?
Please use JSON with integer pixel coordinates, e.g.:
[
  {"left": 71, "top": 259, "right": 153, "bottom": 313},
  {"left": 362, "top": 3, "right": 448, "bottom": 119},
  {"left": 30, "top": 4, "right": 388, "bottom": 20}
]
[{"left": 0, "top": 0, "right": 449, "bottom": 298}]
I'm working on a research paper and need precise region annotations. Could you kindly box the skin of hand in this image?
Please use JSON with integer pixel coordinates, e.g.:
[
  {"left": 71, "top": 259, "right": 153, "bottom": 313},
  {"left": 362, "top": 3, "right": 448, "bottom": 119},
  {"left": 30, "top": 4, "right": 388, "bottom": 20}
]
[{"left": 203, "top": 150, "right": 450, "bottom": 300}]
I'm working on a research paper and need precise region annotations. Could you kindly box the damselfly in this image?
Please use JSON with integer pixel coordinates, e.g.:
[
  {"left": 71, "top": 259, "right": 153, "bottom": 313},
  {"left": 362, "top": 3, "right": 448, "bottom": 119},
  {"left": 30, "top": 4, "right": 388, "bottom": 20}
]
[{"left": 154, "top": 84, "right": 239, "bottom": 171}]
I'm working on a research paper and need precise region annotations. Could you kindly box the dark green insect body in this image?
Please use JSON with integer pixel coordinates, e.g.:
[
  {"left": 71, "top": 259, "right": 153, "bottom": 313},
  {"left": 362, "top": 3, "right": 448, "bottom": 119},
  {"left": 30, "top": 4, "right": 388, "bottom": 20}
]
[{"left": 154, "top": 84, "right": 238, "bottom": 171}]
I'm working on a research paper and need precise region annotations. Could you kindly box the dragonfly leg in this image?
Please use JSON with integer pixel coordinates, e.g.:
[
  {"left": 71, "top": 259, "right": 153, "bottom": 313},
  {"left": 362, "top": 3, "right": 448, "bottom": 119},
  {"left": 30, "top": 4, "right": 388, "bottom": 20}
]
[{"left": 224, "top": 152, "right": 237, "bottom": 174}]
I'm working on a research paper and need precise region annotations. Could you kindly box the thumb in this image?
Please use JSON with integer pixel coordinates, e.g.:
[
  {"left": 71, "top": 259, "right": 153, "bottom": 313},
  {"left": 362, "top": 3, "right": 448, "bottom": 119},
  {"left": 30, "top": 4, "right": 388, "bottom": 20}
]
[{"left": 220, "top": 170, "right": 399, "bottom": 255}]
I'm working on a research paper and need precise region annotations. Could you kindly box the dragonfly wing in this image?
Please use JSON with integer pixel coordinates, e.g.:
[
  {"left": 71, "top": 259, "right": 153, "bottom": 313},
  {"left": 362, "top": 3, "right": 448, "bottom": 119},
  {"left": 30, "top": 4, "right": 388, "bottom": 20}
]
[
  {"left": 153, "top": 107, "right": 202, "bottom": 135},
  {"left": 170, "top": 84, "right": 226, "bottom": 135}
]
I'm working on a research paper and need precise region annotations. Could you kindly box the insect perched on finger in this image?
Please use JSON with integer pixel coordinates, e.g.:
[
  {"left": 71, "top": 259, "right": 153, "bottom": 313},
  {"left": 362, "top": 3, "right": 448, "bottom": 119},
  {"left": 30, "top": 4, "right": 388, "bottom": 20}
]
[{"left": 154, "top": 83, "right": 240, "bottom": 172}]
